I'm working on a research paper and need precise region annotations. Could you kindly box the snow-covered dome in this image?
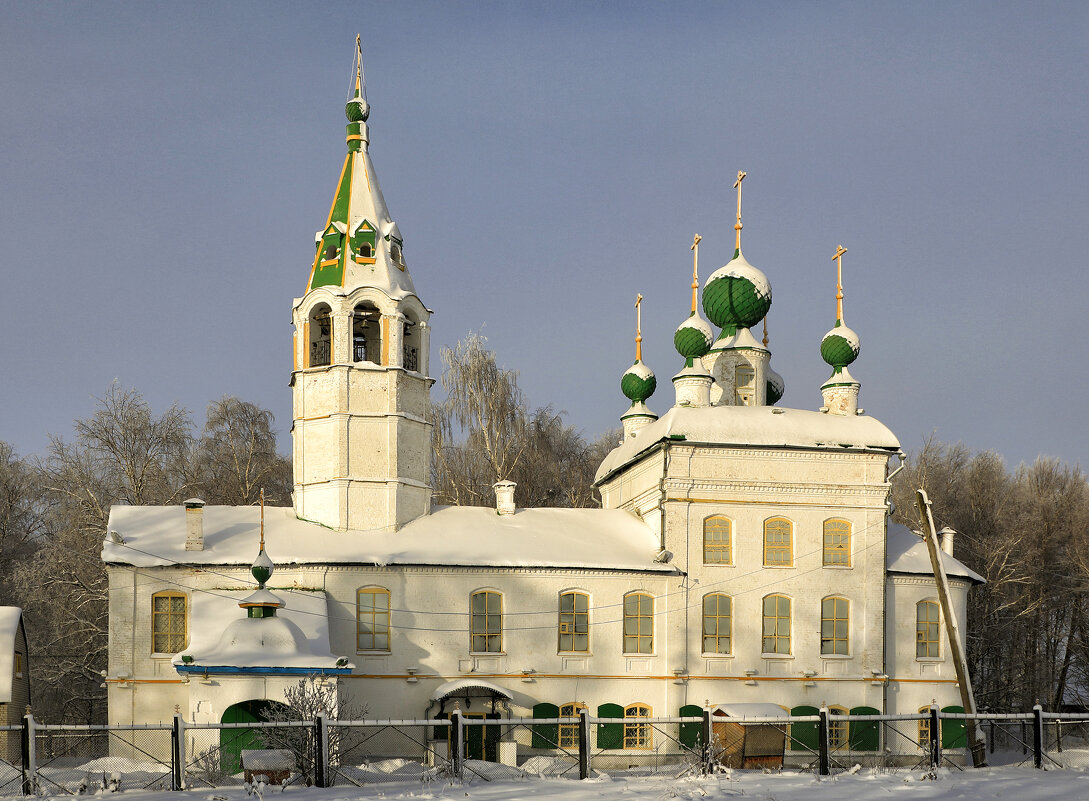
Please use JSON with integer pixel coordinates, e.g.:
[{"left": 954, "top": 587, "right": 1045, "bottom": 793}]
[
  {"left": 674, "top": 313, "right": 713, "bottom": 361},
  {"left": 766, "top": 365, "right": 785, "bottom": 405},
  {"left": 821, "top": 322, "right": 860, "bottom": 370},
  {"left": 702, "top": 251, "right": 772, "bottom": 332},
  {"left": 621, "top": 360, "right": 657, "bottom": 403}
]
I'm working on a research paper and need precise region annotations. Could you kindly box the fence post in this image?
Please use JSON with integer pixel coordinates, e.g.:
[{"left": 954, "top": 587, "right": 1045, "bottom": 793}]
[
  {"left": 171, "top": 713, "right": 185, "bottom": 790},
  {"left": 20, "top": 711, "right": 35, "bottom": 796},
  {"left": 1032, "top": 705, "right": 1043, "bottom": 769},
  {"left": 314, "top": 712, "right": 329, "bottom": 787},
  {"left": 578, "top": 708, "right": 590, "bottom": 779},
  {"left": 701, "top": 709, "right": 714, "bottom": 775},
  {"left": 450, "top": 709, "right": 463, "bottom": 781},
  {"left": 1056, "top": 718, "right": 1062, "bottom": 754},
  {"left": 988, "top": 719, "right": 994, "bottom": 755},
  {"left": 818, "top": 706, "right": 830, "bottom": 776},
  {"left": 928, "top": 705, "right": 941, "bottom": 770}
]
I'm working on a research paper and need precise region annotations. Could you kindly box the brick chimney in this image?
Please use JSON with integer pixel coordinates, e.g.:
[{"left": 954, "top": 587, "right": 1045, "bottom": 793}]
[{"left": 184, "top": 498, "right": 206, "bottom": 551}]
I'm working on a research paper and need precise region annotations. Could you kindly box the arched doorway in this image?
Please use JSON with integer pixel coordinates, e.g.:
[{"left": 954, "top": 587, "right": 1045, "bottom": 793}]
[{"left": 219, "top": 699, "right": 292, "bottom": 774}]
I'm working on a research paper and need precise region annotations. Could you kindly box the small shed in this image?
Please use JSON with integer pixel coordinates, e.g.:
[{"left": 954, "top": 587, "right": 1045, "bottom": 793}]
[
  {"left": 711, "top": 703, "right": 787, "bottom": 769},
  {"left": 241, "top": 749, "right": 294, "bottom": 785},
  {"left": 0, "top": 608, "right": 30, "bottom": 766}
]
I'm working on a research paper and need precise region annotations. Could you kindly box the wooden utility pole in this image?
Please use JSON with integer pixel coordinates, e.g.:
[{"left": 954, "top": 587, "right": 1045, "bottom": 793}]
[{"left": 915, "top": 489, "right": 987, "bottom": 767}]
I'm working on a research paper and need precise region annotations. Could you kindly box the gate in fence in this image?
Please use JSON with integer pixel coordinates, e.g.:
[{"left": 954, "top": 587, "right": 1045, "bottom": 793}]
[{"left": 6, "top": 705, "right": 1089, "bottom": 794}]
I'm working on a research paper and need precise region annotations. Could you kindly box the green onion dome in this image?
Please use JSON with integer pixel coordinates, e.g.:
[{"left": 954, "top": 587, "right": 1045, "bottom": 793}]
[
  {"left": 702, "top": 251, "right": 772, "bottom": 333},
  {"left": 345, "top": 96, "right": 370, "bottom": 122},
  {"left": 621, "top": 360, "right": 657, "bottom": 403},
  {"left": 251, "top": 549, "right": 274, "bottom": 588},
  {"left": 674, "top": 313, "right": 713, "bottom": 361},
  {"left": 820, "top": 322, "right": 860, "bottom": 370},
  {"left": 766, "top": 365, "right": 785, "bottom": 405}
]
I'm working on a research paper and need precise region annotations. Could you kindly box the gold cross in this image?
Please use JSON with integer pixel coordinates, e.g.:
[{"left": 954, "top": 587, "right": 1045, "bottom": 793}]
[
  {"left": 733, "top": 170, "right": 747, "bottom": 250},
  {"left": 690, "top": 234, "right": 702, "bottom": 313},
  {"left": 832, "top": 245, "right": 847, "bottom": 323},
  {"left": 635, "top": 293, "right": 644, "bottom": 361}
]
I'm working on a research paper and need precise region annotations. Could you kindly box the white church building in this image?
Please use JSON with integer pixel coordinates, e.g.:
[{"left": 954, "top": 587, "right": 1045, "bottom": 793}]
[{"left": 102, "top": 42, "right": 982, "bottom": 761}]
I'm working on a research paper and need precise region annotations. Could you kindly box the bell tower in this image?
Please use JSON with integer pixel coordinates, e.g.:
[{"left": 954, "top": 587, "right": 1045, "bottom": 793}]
[{"left": 290, "top": 38, "right": 433, "bottom": 532}]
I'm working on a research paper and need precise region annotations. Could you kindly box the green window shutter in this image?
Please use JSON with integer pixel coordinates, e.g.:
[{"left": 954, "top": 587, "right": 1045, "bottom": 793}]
[
  {"left": 679, "top": 704, "right": 703, "bottom": 748},
  {"left": 941, "top": 706, "right": 966, "bottom": 748},
  {"left": 848, "top": 706, "right": 880, "bottom": 751},
  {"left": 532, "top": 702, "right": 560, "bottom": 748},
  {"left": 597, "top": 703, "right": 624, "bottom": 749},
  {"left": 789, "top": 705, "right": 819, "bottom": 751}
]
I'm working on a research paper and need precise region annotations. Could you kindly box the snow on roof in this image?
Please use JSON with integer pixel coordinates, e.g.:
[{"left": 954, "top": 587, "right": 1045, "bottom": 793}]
[
  {"left": 171, "top": 589, "right": 346, "bottom": 670},
  {"left": 886, "top": 523, "right": 984, "bottom": 584},
  {"left": 103, "top": 505, "right": 673, "bottom": 573},
  {"left": 712, "top": 703, "right": 789, "bottom": 719},
  {"left": 0, "top": 607, "right": 23, "bottom": 703},
  {"left": 596, "top": 404, "right": 901, "bottom": 481},
  {"left": 430, "top": 678, "right": 513, "bottom": 701}
]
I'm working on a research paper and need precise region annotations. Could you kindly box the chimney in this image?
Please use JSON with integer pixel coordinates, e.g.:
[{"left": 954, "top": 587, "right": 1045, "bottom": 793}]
[
  {"left": 493, "top": 481, "right": 516, "bottom": 516},
  {"left": 939, "top": 527, "right": 956, "bottom": 556},
  {"left": 184, "top": 498, "right": 206, "bottom": 551}
]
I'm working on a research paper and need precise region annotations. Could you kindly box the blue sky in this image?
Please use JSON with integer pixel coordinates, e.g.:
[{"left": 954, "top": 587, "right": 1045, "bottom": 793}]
[{"left": 2, "top": 1, "right": 1087, "bottom": 469}]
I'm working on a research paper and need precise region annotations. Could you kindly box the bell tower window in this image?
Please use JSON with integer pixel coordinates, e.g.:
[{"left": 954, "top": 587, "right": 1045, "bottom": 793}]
[
  {"left": 352, "top": 303, "right": 382, "bottom": 365},
  {"left": 307, "top": 304, "right": 332, "bottom": 367},
  {"left": 403, "top": 316, "right": 421, "bottom": 372},
  {"left": 351, "top": 221, "right": 377, "bottom": 263}
]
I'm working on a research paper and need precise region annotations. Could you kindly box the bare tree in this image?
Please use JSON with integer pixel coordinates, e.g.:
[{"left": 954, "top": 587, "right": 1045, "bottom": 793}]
[{"left": 0, "top": 442, "right": 43, "bottom": 591}]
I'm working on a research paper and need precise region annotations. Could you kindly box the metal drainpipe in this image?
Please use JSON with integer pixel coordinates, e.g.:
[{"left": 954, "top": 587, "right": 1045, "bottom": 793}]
[
  {"left": 130, "top": 566, "right": 138, "bottom": 726},
  {"left": 879, "top": 452, "right": 904, "bottom": 726}
]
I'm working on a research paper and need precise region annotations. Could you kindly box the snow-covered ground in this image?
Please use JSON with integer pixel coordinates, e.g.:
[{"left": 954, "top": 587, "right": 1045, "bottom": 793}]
[{"left": 18, "top": 766, "right": 1089, "bottom": 801}]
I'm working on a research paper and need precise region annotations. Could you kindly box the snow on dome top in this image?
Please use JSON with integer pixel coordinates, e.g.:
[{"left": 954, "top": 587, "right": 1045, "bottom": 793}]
[
  {"left": 251, "top": 549, "right": 274, "bottom": 587},
  {"left": 621, "top": 360, "right": 657, "bottom": 402},
  {"left": 674, "top": 313, "right": 713, "bottom": 360},
  {"left": 821, "top": 322, "right": 861, "bottom": 369},
  {"left": 702, "top": 251, "right": 772, "bottom": 332}
]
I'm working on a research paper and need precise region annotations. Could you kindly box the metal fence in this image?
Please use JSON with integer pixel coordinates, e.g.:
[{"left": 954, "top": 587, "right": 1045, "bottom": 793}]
[{"left": 4, "top": 706, "right": 1087, "bottom": 795}]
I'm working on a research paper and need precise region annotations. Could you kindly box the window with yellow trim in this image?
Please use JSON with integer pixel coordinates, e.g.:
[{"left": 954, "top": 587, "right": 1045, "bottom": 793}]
[
  {"left": 703, "top": 516, "right": 732, "bottom": 564},
  {"left": 624, "top": 704, "right": 652, "bottom": 749},
  {"left": 821, "top": 597, "right": 849, "bottom": 655},
  {"left": 735, "top": 364, "right": 755, "bottom": 406},
  {"left": 829, "top": 706, "right": 849, "bottom": 750},
  {"left": 559, "top": 702, "right": 586, "bottom": 748},
  {"left": 623, "top": 593, "right": 653, "bottom": 654},
  {"left": 357, "top": 587, "right": 391, "bottom": 651},
  {"left": 558, "top": 591, "right": 589, "bottom": 653},
  {"left": 917, "top": 706, "right": 931, "bottom": 748},
  {"left": 761, "top": 594, "right": 791, "bottom": 654},
  {"left": 702, "top": 593, "right": 732, "bottom": 654},
  {"left": 916, "top": 600, "right": 941, "bottom": 658},
  {"left": 471, "top": 591, "right": 502, "bottom": 653},
  {"left": 823, "top": 519, "right": 851, "bottom": 566},
  {"left": 151, "top": 592, "right": 187, "bottom": 654},
  {"left": 763, "top": 518, "right": 793, "bottom": 566}
]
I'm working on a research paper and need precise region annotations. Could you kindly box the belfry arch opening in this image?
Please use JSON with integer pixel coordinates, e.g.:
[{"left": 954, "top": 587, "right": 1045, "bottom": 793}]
[
  {"left": 307, "top": 304, "right": 332, "bottom": 367},
  {"left": 353, "top": 302, "right": 382, "bottom": 365},
  {"left": 402, "top": 313, "right": 421, "bottom": 372}
]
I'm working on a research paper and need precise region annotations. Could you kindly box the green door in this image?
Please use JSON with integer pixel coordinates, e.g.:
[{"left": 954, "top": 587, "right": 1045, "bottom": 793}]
[
  {"left": 463, "top": 713, "right": 501, "bottom": 761},
  {"left": 220, "top": 700, "right": 290, "bottom": 775}
]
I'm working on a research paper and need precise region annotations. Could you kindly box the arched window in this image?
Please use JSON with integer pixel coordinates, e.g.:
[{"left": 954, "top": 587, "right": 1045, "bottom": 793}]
[
  {"left": 829, "top": 706, "right": 849, "bottom": 750},
  {"left": 559, "top": 702, "right": 586, "bottom": 748},
  {"left": 623, "top": 704, "right": 652, "bottom": 749},
  {"left": 761, "top": 594, "right": 791, "bottom": 654},
  {"left": 702, "top": 593, "right": 732, "bottom": 654},
  {"left": 356, "top": 587, "right": 390, "bottom": 651},
  {"left": 823, "top": 519, "right": 851, "bottom": 566},
  {"left": 352, "top": 302, "right": 382, "bottom": 365},
  {"left": 151, "top": 591, "right": 187, "bottom": 654},
  {"left": 917, "top": 706, "right": 932, "bottom": 748},
  {"left": 307, "top": 304, "right": 332, "bottom": 367},
  {"left": 821, "top": 597, "right": 849, "bottom": 655},
  {"left": 351, "top": 220, "right": 376, "bottom": 262},
  {"left": 403, "top": 314, "right": 421, "bottom": 372},
  {"left": 735, "top": 364, "right": 755, "bottom": 406},
  {"left": 470, "top": 590, "right": 502, "bottom": 653},
  {"left": 916, "top": 600, "right": 941, "bottom": 658},
  {"left": 763, "top": 518, "right": 793, "bottom": 566},
  {"left": 558, "top": 591, "right": 589, "bottom": 653},
  {"left": 623, "top": 593, "right": 653, "bottom": 654},
  {"left": 703, "top": 516, "right": 732, "bottom": 564}
]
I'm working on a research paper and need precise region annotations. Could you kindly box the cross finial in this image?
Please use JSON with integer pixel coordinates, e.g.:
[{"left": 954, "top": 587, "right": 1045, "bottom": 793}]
[
  {"left": 351, "top": 34, "right": 367, "bottom": 102},
  {"left": 259, "top": 488, "right": 265, "bottom": 551},
  {"left": 832, "top": 245, "right": 847, "bottom": 324},
  {"left": 733, "top": 170, "right": 747, "bottom": 252},
  {"left": 690, "top": 234, "right": 702, "bottom": 314},
  {"left": 635, "top": 293, "right": 644, "bottom": 361}
]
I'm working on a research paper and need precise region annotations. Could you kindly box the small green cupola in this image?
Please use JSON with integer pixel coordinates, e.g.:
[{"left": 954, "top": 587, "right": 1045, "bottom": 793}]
[
  {"left": 673, "top": 234, "right": 714, "bottom": 366},
  {"left": 820, "top": 246, "right": 862, "bottom": 416},
  {"left": 620, "top": 294, "right": 658, "bottom": 441},
  {"left": 239, "top": 494, "right": 285, "bottom": 619}
]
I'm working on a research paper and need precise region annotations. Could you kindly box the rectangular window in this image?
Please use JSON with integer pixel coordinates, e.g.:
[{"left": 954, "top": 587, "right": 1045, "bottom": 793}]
[
  {"left": 152, "top": 593, "right": 187, "bottom": 654},
  {"left": 702, "top": 594, "right": 732, "bottom": 654},
  {"left": 357, "top": 588, "right": 391, "bottom": 651},
  {"left": 559, "top": 592, "right": 589, "bottom": 652},
  {"left": 624, "top": 705, "right": 652, "bottom": 749},
  {"left": 14, "top": 653, "right": 23, "bottom": 678},
  {"left": 623, "top": 593, "right": 654, "bottom": 654},
  {"left": 823, "top": 520, "right": 851, "bottom": 566},
  {"left": 821, "top": 597, "right": 849, "bottom": 655},
  {"left": 764, "top": 518, "right": 793, "bottom": 566},
  {"left": 735, "top": 365, "right": 755, "bottom": 406},
  {"left": 471, "top": 591, "right": 502, "bottom": 653},
  {"left": 559, "top": 703, "right": 585, "bottom": 748},
  {"left": 762, "top": 595, "right": 791, "bottom": 654},
  {"left": 703, "top": 516, "right": 732, "bottom": 565},
  {"left": 829, "top": 707, "right": 849, "bottom": 749},
  {"left": 916, "top": 601, "right": 941, "bottom": 658}
]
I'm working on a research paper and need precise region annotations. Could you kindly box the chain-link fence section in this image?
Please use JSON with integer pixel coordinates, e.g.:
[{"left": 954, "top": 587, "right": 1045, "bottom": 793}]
[
  {"left": 185, "top": 721, "right": 314, "bottom": 789},
  {"left": 29, "top": 723, "right": 172, "bottom": 796},
  {"left": 327, "top": 719, "right": 454, "bottom": 786},
  {"left": 0, "top": 727, "right": 22, "bottom": 797}
]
